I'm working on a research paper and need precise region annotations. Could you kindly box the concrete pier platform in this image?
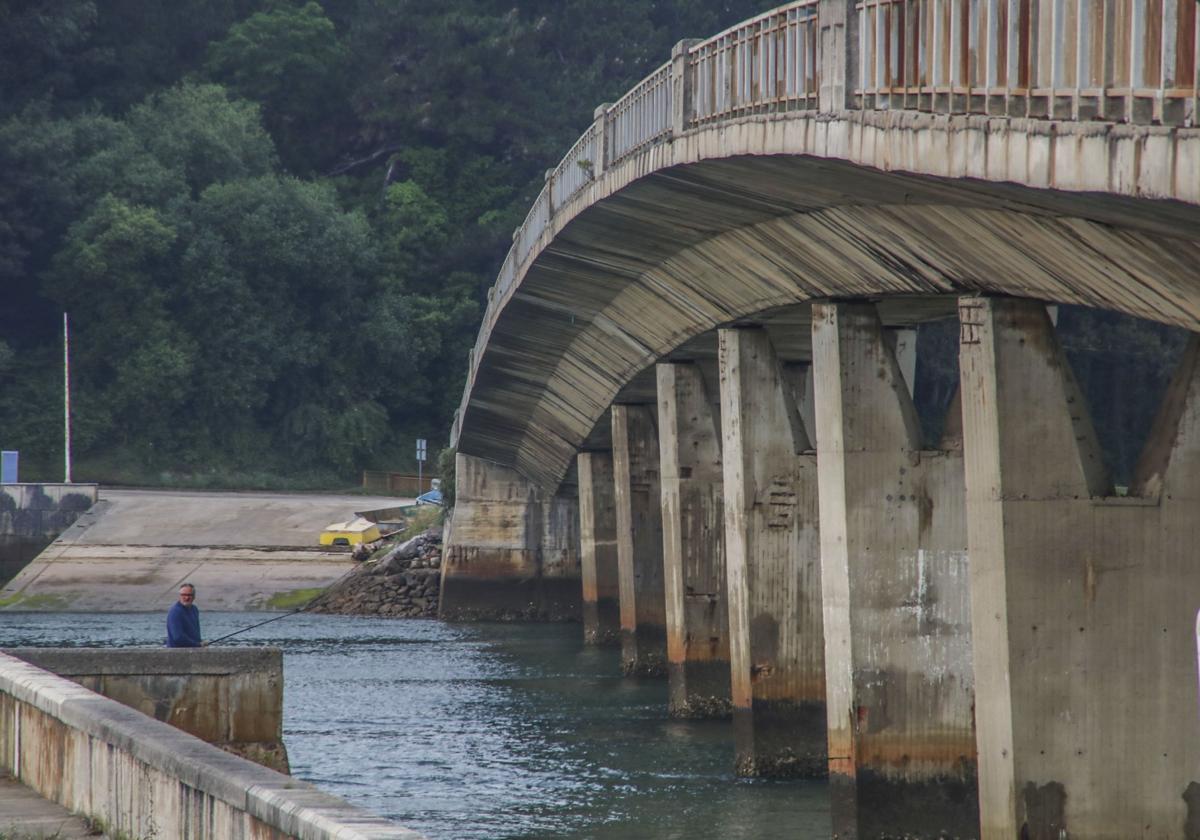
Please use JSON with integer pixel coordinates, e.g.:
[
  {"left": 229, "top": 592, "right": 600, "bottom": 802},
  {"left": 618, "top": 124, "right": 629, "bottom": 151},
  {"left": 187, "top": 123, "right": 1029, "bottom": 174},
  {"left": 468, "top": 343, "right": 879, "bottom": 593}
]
[
  {"left": 0, "top": 773, "right": 101, "bottom": 838},
  {"left": 0, "top": 488, "right": 407, "bottom": 611}
]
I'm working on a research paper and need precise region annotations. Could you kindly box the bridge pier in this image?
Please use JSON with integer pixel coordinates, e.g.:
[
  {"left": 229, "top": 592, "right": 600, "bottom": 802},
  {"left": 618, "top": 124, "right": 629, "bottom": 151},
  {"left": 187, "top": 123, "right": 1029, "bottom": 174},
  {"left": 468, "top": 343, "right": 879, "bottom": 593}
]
[
  {"left": 612, "top": 404, "right": 668, "bottom": 676},
  {"left": 657, "top": 362, "right": 730, "bottom": 717},
  {"left": 812, "top": 303, "right": 978, "bottom": 838},
  {"left": 578, "top": 450, "right": 621, "bottom": 645},
  {"left": 440, "top": 453, "right": 580, "bottom": 621},
  {"left": 959, "top": 297, "right": 1200, "bottom": 840},
  {"left": 719, "top": 327, "right": 827, "bottom": 776}
]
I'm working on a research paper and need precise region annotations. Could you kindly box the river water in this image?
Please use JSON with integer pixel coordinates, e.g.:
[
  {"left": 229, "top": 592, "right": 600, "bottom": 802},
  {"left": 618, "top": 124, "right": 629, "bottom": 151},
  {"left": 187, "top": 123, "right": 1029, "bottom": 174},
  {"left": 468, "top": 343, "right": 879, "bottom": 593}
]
[{"left": 0, "top": 612, "right": 831, "bottom": 839}]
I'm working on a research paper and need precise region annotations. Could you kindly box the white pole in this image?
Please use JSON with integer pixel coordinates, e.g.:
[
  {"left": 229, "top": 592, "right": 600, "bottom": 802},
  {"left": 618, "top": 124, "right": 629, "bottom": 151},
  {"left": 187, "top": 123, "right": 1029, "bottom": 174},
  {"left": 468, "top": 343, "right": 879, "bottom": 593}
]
[{"left": 64, "top": 312, "right": 72, "bottom": 484}]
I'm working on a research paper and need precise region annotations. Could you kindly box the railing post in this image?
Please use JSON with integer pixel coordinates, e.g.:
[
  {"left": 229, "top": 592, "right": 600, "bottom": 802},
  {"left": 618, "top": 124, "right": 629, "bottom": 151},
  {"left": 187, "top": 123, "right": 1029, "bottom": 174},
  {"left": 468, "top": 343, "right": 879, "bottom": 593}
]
[
  {"left": 593, "top": 103, "right": 611, "bottom": 177},
  {"left": 818, "top": 0, "right": 858, "bottom": 112},
  {"left": 544, "top": 168, "right": 556, "bottom": 217},
  {"left": 671, "top": 39, "right": 701, "bottom": 136}
]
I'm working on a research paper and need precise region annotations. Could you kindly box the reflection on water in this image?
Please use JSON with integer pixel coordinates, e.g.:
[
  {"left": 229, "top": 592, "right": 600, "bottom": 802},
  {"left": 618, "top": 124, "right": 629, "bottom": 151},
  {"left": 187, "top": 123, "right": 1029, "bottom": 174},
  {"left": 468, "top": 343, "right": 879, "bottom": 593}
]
[{"left": 0, "top": 612, "right": 831, "bottom": 839}]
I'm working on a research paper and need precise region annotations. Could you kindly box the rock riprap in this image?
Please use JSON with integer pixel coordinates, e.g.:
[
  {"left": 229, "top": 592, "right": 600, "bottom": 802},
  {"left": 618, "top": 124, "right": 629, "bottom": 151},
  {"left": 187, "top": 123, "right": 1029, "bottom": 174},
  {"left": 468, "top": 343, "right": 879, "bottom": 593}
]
[{"left": 307, "top": 528, "right": 442, "bottom": 617}]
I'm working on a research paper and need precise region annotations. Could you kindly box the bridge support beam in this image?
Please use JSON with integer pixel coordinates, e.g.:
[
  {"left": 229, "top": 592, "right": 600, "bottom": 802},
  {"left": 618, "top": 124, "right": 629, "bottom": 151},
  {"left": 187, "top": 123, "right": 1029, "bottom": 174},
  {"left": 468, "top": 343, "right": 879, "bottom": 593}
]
[
  {"left": 959, "top": 297, "right": 1200, "bottom": 840},
  {"left": 719, "top": 327, "right": 826, "bottom": 776},
  {"left": 812, "top": 302, "right": 977, "bottom": 839},
  {"left": 658, "top": 362, "right": 730, "bottom": 717},
  {"left": 440, "top": 453, "right": 580, "bottom": 621},
  {"left": 612, "top": 404, "right": 667, "bottom": 676},
  {"left": 578, "top": 451, "right": 621, "bottom": 645}
]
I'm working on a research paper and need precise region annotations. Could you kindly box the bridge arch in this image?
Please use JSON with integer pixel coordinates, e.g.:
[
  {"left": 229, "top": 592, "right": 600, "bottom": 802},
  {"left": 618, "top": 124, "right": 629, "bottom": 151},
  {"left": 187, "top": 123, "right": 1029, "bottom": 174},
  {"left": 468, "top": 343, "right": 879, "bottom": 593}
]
[
  {"left": 457, "top": 115, "right": 1200, "bottom": 489},
  {"left": 443, "top": 6, "right": 1200, "bottom": 838}
]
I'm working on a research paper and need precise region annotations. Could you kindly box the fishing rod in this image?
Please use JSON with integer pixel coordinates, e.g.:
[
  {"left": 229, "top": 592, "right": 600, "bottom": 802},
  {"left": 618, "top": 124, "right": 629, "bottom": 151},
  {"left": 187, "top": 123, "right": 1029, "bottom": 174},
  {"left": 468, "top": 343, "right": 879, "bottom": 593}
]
[{"left": 206, "top": 559, "right": 363, "bottom": 645}]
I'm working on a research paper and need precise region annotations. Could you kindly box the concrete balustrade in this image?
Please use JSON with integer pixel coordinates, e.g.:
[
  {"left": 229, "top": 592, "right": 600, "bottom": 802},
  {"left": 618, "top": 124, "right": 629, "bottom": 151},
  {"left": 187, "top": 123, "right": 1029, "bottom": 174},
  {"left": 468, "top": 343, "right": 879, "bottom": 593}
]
[{"left": 0, "top": 651, "right": 420, "bottom": 839}]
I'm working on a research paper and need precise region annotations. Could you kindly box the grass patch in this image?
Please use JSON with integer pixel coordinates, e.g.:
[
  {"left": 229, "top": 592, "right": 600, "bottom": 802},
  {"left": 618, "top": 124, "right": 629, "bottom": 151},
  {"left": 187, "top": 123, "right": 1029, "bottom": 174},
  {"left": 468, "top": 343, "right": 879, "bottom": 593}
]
[
  {"left": 401, "top": 505, "right": 444, "bottom": 535},
  {"left": 258, "top": 588, "right": 325, "bottom": 611},
  {"left": 0, "top": 593, "right": 71, "bottom": 610}
]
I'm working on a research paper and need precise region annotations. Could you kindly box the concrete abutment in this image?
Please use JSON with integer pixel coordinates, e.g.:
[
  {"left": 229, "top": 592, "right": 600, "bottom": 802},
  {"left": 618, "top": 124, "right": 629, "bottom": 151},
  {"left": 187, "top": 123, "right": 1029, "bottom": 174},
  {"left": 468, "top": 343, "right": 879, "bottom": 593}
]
[{"left": 441, "top": 453, "right": 580, "bottom": 621}]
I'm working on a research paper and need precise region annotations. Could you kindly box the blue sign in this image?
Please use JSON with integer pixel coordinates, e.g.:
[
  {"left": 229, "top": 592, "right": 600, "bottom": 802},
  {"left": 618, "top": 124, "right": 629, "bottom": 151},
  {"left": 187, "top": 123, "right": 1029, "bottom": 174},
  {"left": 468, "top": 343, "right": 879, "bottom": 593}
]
[{"left": 1, "top": 450, "right": 17, "bottom": 483}]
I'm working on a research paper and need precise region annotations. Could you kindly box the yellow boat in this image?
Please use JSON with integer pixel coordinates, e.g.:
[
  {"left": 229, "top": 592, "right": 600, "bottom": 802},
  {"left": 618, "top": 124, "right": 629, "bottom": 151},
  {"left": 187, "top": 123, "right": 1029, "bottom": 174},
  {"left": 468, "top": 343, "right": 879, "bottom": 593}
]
[{"left": 319, "top": 517, "right": 381, "bottom": 546}]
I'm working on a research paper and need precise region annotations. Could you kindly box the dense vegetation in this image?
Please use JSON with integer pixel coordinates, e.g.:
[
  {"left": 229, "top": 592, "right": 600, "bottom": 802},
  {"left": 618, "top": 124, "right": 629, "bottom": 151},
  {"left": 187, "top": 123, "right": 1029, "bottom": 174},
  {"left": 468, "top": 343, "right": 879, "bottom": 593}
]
[
  {"left": 0, "top": 0, "right": 771, "bottom": 485},
  {"left": 1, "top": 1, "right": 1188, "bottom": 490}
]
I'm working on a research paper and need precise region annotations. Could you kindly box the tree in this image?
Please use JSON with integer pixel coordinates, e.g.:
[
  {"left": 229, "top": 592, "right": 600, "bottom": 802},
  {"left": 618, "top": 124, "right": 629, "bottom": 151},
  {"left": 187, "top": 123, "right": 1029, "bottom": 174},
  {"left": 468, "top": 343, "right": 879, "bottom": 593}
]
[{"left": 204, "top": 1, "right": 352, "bottom": 173}]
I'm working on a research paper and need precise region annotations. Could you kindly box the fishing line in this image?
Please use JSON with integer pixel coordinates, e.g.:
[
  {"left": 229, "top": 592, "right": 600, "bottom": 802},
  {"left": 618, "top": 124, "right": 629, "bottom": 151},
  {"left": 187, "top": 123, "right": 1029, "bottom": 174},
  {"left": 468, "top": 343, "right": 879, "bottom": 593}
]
[{"left": 206, "top": 559, "right": 364, "bottom": 645}]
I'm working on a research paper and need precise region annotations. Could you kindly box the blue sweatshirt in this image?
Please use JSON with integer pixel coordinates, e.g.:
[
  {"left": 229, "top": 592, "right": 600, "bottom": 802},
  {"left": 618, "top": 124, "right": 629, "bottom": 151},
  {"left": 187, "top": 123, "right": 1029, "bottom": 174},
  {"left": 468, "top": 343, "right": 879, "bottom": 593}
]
[{"left": 166, "top": 601, "right": 202, "bottom": 647}]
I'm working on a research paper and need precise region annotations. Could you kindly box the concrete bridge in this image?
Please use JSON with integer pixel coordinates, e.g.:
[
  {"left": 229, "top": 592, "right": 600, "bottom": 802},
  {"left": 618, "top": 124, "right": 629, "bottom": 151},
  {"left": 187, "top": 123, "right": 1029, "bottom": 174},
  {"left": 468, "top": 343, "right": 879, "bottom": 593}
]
[{"left": 443, "top": 4, "right": 1200, "bottom": 839}]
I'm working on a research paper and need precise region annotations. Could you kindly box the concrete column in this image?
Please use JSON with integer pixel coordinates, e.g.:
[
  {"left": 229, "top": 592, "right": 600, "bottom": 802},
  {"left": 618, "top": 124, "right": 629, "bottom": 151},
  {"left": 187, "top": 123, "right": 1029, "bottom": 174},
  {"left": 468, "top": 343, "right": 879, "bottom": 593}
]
[
  {"left": 811, "top": 302, "right": 977, "bottom": 839},
  {"left": 612, "top": 404, "right": 667, "bottom": 676},
  {"left": 441, "top": 453, "right": 580, "bottom": 621},
  {"left": 657, "top": 362, "right": 730, "bottom": 717},
  {"left": 718, "top": 327, "right": 826, "bottom": 777},
  {"left": 578, "top": 451, "right": 620, "bottom": 645},
  {"left": 959, "top": 296, "right": 1200, "bottom": 840},
  {"left": 818, "top": 0, "right": 857, "bottom": 112},
  {"left": 670, "top": 39, "right": 701, "bottom": 136}
]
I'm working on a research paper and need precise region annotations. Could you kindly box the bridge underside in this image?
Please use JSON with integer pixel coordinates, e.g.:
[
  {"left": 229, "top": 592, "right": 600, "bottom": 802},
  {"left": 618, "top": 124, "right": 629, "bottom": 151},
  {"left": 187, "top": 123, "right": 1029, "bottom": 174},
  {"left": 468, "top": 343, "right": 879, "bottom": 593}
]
[
  {"left": 459, "top": 153, "right": 1200, "bottom": 491},
  {"left": 445, "top": 120, "right": 1200, "bottom": 839}
]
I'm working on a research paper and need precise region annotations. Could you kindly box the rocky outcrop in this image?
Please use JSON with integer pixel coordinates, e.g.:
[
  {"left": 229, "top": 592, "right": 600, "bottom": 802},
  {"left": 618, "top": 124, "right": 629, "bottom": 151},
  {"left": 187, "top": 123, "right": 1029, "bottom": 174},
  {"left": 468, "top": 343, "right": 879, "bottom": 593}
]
[{"left": 307, "top": 528, "right": 441, "bottom": 618}]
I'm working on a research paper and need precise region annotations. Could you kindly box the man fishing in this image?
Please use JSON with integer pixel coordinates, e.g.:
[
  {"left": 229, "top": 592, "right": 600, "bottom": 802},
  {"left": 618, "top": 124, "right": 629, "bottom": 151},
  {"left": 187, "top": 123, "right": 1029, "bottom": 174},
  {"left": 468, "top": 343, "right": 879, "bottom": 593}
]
[{"left": 166, "top": 582, "right": 203, "bottom": 647}]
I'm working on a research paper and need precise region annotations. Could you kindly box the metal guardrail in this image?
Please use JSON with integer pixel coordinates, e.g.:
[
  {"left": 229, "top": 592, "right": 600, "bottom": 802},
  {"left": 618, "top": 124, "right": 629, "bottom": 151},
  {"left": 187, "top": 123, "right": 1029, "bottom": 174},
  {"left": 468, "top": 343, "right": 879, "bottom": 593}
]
[
  {"left": 856, "top": 0, "right": 1200, "bottom": 124},
  {"left": 452, "top": 0, "right": 1198, "bottom": 447}
]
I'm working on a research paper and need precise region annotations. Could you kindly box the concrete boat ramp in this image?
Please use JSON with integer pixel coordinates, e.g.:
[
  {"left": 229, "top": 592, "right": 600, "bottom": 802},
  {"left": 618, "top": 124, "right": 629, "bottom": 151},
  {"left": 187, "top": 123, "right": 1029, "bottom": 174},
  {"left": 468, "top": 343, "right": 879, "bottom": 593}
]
[{"left": 0, "top": 488, "right": 407, "bottom": 612}]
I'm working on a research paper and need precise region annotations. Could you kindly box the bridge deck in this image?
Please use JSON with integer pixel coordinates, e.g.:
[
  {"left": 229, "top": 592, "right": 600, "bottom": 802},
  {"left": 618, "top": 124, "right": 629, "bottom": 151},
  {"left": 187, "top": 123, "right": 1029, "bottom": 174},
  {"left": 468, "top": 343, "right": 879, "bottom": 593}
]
[{"left": 0, "top": 773, "right": 102, "bottom": 838}]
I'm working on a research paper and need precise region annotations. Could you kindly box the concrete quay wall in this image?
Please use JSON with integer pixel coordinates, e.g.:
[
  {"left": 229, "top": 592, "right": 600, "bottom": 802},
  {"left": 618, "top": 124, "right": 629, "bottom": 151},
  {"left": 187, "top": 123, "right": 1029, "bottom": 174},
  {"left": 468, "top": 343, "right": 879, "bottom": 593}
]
[
  {"left": 0, "top": 651, "right": 422, "bottom": 840},
  {"left": 0, "top": 483, "right": 97, "bottom": 585},
  {"left": 4, "top": 647, "right": 290, "bottom": 773}
]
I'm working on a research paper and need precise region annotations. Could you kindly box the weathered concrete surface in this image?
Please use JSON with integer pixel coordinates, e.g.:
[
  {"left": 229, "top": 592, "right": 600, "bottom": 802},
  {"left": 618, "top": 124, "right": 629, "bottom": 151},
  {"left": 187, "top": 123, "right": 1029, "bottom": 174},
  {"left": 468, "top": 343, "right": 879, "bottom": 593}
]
[
  {"left": 440, "top": 453, "right": 580, "bottom": 621},
  {"left": 0, "top": 483, "right": 98, "bottom": 586},
  {"left": 455, "top": 111, "right": 1200, "bottom": 493},
  {"left": 0, "top": 652, "right": 420, "bottom": 839},
  {"left": 613, "top": 404, "right": 667, "bottom": 676},
  {"left": 812, "top": 303, "right": 976, "bottom": 838},
  {"left": 719, "top": 327, "right": 826, "bottom": 777},
  {"left": 1, "top": 773, "right": 99, "bottom": 838},
  {"left": 4, "top": 647, "right": 289, "bottom": 773},
  {"left": 658, "top": 362, "right": 730, "bottom": 717},
  {"left": 960, "top": 297, "right": 1200, "bottom": 840},
  {"left": 0, "top": 488, "right": 399, "bottom": 612},
  {"left": 578, "top": 450, "right": 621, "bottom": 644}
]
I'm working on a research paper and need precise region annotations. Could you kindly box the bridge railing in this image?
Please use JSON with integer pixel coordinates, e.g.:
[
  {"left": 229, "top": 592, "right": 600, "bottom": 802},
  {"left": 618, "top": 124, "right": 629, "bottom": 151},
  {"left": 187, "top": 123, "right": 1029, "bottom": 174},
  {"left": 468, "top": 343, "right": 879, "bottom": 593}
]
[
  {"left": 692, "top": 2, "right": 822, "bottom": 124},
  {"left": 452, "top": 0, "right": 1199, "bottom": 448},
  {"left": 856, "top": 0, "right": 1200, "bottom": 124},
  {"left": 607, "top": 62, "right": 674, "bottom": 161}
]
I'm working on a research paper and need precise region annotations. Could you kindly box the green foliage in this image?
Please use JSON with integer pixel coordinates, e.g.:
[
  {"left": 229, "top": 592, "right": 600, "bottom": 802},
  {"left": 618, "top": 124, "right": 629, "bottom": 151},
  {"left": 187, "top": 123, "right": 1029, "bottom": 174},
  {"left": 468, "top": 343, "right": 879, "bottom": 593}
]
[
  {"left": 436, "top": 446, "right": 457, "bottom": 509},
  {"left": 204, "top": 1, "right": 350, "bottom": 172},
  {"left": 0, "top": 0, "right": 784, "bottom": 486}
]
